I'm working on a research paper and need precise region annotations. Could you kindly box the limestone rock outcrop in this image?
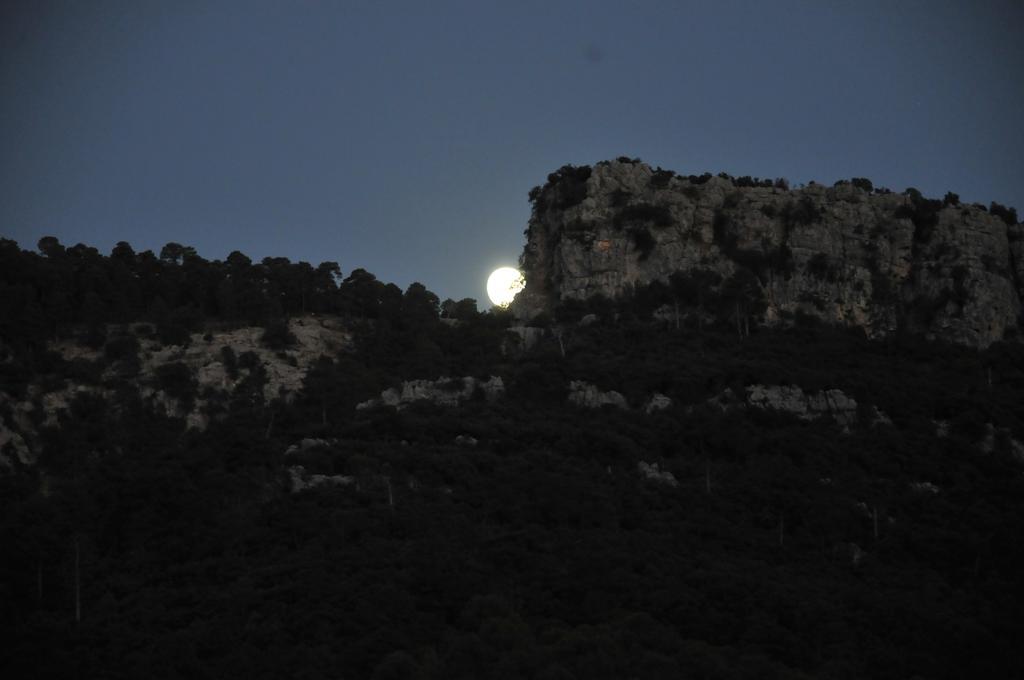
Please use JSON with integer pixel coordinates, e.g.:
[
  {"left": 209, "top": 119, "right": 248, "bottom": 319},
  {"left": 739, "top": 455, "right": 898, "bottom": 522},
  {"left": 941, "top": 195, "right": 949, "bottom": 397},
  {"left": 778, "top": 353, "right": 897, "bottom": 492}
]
[
  {"left": 567, "top": 380, "right": 628, "bottom": 409},
  {"left": 745, "top": 384, "right": 861, "bottom": 426},
  {"left": 287, "top": 465, "right": 354, "bottom": 493},
  {"left": 357, "top": 376, "right": 504, "bottom": 410},
  {"left": 638, "top": 461, "right": 678, "bottom": 487},
  {"left": 513, "top": 159, "right": 1023, "bottom": 347},
  {"left": 643, "top": 393, "right": 673, "bottom": 414},
  {"left": 697, "top": 384, "right": 888, "bottom": 428}
]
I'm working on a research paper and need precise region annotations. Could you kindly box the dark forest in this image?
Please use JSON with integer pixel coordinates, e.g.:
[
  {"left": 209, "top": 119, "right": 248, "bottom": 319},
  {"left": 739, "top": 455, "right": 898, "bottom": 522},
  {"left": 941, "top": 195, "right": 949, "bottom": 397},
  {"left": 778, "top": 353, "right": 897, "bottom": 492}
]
[{"left": 2, "top": 236, "right": 1024, "bottom": 679}]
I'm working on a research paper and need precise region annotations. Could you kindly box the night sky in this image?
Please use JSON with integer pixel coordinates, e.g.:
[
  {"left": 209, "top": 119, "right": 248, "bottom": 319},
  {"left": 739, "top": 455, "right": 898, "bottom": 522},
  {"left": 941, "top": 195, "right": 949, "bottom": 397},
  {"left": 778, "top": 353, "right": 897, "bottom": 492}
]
[{"left": 2, "top": 1, "right": 1022, "bottom": 304}]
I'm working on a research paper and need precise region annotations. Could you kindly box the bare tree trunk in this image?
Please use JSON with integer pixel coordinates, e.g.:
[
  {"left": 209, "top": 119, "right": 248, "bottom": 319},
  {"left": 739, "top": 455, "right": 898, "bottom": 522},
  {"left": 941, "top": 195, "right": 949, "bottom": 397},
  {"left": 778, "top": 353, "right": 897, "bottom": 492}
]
[
  {"left": 555, "top": 329, "right": 565, "bottom": 358},
  {"left": 37, "top": 558, "right": 43, "bottom": 605},
  {"left": 705, "top": 460, "right": 712, "bottom": 494},
  {"left": 779, "top": 513, "right": 785, "bottom": 547},
  {"left": 872, "top": 506, "right": 878, "bottom": 541},
  {"left": 386, "top": 477, "right": 394, "bottom": 510}
]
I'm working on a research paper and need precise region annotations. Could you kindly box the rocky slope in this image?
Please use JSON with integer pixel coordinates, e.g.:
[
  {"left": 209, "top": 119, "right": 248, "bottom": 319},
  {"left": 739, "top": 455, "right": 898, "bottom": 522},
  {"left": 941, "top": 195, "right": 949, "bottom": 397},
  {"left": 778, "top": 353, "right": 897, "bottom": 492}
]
[
  {"left": 0, "top": 316, "right": 351, "bottom": 469},
  {"left": 513, "top": 159, "right": 1024, "bottom": 346}
]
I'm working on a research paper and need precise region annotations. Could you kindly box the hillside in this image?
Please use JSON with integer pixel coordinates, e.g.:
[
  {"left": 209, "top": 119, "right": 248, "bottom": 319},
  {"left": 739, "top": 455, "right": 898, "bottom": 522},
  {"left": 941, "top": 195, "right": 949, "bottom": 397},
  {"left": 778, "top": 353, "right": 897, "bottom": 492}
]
[{"left": 2, "top": 169, "right": 1024, "bottom": 678}]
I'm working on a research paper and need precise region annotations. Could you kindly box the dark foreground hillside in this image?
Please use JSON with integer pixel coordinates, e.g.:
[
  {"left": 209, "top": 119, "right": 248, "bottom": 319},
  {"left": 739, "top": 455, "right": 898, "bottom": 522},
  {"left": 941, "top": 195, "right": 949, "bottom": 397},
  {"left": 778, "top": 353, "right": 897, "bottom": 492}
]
[{"left": 2, "top": 239, "right": 1024, "bottom": 679}]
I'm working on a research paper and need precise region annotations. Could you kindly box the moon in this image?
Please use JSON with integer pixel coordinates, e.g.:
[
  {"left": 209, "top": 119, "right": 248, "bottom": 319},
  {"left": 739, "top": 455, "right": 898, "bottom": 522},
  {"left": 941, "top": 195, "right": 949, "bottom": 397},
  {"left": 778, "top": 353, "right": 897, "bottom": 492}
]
[{"left": 486, "top": 267, "right": 525, "bottom": 307}]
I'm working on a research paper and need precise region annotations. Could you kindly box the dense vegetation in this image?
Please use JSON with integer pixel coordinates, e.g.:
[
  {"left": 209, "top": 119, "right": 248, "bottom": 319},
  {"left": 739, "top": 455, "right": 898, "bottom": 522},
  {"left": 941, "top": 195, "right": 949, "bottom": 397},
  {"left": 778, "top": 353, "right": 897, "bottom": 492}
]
[{"left": 2, "top": 238, "right": 1024, "bottom": 679}]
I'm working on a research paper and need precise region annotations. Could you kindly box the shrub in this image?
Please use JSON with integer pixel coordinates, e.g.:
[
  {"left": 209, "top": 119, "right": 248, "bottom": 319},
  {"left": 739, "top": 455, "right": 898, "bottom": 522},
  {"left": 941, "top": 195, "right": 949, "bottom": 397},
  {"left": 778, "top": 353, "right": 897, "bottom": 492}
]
[
  {"left": 767, "top": 244, "right": 795, "bottom": 279},
  {"left": 850, "top": 177, "right": 874, "bottom": 192},
  {"left": 733, "top": 176, "right": 774, "bottom": 188},
  {"left": 951, "top": 265, "right": 970, "bottom": 305},
  {"left": 870, "top": 270, "right": 894, "bottom": 303},
  {"left": 723, "top": 191, "right": 743, "bottom": 209},
  {"left": 156, "top": 321, "right": 190, "bottom": 347},
  {"left": 650, "top": 168, "right": 675, "bottom": 189},
  {"left": 895, "top": 192, "right": 943, "bottom": 243},
  {"left": 943, "top": 192, "right": 960, "bottom": 207},
  {"left": 539, "top": 164, "right": 593, "bottom": 210},
  {"left": 104, "top": 335, "right": 140, "bottom": 362},
  {"left": 780, "top": 197, "right": 821, "bottom": 228},
  {"left": 261, "top": 318, "right": 296, "bottom": 350},
  {"left": 613, "top": 204, "right": 673, "bottom": 229},
  {"left": 990, "top": 202, "right": 1018, "bottom": 226},
  {"left": 609, "top": 189, "right": 631, "bottom": 207},
  {"left": 155, "top": 361, "right": 196, "bottom": 403},
  {"left": 712, "top": 211, "right": 737, "bottom": 253},
  {"left": 732, "top": 249, "right": 770, "bottom": 283},
  {"left": 629, "top": 227, "right": 656, "bottom": 260},
  {"left": 221, "top": 346, "right": 239, "bottom": 379},
  {"left": 806, "top": 253, "right": 839, "bottom": 281},
  {"left": 238, "top": 350, "right": 261, "bottom": 370}
]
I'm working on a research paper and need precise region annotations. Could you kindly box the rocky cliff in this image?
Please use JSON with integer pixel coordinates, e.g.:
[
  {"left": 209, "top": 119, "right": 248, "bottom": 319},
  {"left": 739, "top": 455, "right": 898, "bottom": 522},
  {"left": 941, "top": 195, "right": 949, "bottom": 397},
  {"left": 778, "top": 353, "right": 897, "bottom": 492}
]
[{"left": 513, "top": 159, "right": 1024, "bottom": 346}]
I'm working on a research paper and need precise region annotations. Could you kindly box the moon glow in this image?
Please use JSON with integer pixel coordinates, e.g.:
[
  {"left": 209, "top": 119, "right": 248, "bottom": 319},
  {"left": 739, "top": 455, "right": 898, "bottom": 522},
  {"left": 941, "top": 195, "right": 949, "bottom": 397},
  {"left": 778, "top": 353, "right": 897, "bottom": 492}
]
[{"left": 486, "top": 267, "right": 525, "bottom": 307}]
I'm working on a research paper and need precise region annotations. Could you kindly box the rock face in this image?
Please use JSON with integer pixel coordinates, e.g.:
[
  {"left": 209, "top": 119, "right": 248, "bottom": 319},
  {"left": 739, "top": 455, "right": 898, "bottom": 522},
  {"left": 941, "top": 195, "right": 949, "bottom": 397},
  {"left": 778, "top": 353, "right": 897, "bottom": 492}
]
[
  {"left": 513, "top": 159, "right": 1024, "bottom": 347},
  {"left": 357, "top": 376, "right": 505, "bottom": 410}
]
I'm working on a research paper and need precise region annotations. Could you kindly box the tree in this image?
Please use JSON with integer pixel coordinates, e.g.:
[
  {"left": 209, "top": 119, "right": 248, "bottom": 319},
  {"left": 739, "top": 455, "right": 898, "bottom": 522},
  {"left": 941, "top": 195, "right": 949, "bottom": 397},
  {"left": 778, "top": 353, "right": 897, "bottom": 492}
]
[
  {"left": 669, "top": 269, "right": 721, "bottom": 332},
  {"left": 402, "top": 282, "right": 440, "bottom": 329},
  {"left": 158, "top": 242, "right": 196, "bottom": 266},
  {"left": 37, "top": 236, "right": 65, "bottom": 258},
  {"left": 441, "top": 298, "right": 479, "bottom": 321},
  {"left": 719, "top": 268, "right": 765, "bottom": 338}
]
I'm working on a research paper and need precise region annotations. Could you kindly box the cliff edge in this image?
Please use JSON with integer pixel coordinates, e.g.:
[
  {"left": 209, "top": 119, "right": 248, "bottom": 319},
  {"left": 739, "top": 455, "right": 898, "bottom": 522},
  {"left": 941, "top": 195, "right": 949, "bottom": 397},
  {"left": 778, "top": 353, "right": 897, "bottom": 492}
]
[{"left": 513, "top": 159, "right": 1024, "bottom": 346}]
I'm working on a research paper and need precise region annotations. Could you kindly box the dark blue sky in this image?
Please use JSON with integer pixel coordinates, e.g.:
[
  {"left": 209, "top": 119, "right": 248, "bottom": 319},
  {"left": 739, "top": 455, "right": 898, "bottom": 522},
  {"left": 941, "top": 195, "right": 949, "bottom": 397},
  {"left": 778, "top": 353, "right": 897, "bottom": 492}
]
[{"left": 2, "top": 1, "right": 1022, "bottom": 304}]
